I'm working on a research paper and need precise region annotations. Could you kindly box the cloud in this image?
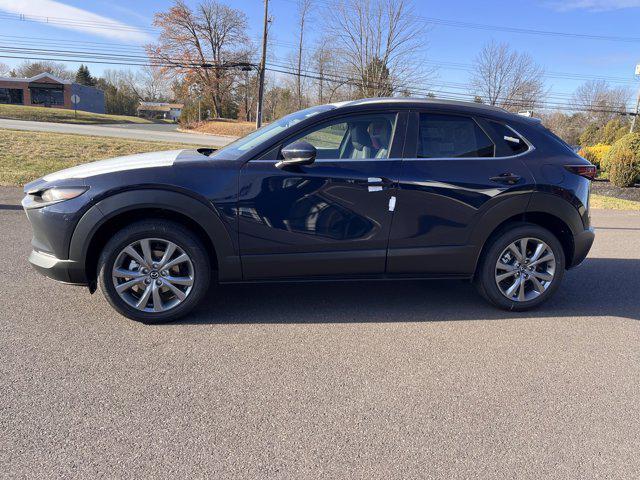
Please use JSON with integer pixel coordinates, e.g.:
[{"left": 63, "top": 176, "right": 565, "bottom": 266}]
[
  {"left": 0, "top": 0, "right": 153, "bottom": 43},
  {"left": 546, "top": 0, "right": 640, "bottom": 11}
]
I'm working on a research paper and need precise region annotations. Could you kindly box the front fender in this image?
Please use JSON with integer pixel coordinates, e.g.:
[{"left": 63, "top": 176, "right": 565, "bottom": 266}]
[{"left": 68, "top": 189, "right": 241, "bottom": 283}]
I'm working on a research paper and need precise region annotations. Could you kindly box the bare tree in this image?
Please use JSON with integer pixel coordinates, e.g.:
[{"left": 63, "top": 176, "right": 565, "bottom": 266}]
[
  {"left": 311, "top": 36, "right": 344, "bottom": 103},
  {"left": 470, "top": 41, "right": 545, "bottom": 112},
  {"left": 293, "top": 0, "right": 313, "bottom": 108},
  {"left": 0, "top": 62, "right": 10, "bottom": 76},
  {"left": 572, "top": 79, "right": 631, "bottom": 125},
  {"left": 150, "top": 0, "right": 250, "bottom": 117},
  {"left": 327, "top": 0, "right": 428, "bottom": 98},
  {"left": 138, "top": 66, "right": 172, "bottom": 101},
  {"left": 14, "top": 60, "right": 74, "bottom": 80},
  {"left": 539, "top": 111, "right": 585, "bottom": 145}
]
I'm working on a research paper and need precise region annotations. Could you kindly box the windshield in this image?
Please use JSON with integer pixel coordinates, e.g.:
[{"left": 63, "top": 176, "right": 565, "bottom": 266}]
[{"left": 209, "top": 105, "right": 336, "bottom": 160}]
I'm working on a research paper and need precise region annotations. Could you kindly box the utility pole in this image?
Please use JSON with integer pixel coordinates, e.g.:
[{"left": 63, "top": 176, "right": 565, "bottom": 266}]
[
  {"left": 631, "top": 63, "right": 640, "bottom": 133},
  {"left": 255, "top": 0, "right": 269, "bottom": 129}
]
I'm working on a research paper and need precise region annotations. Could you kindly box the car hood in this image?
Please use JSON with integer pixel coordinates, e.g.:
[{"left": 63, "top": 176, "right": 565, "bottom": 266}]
[{"left": 38, "top": 149, "right": 197, "bottom": 184}]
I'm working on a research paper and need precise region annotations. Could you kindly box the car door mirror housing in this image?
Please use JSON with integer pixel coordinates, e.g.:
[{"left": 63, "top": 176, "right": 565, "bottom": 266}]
[{"left": 276, "top": 141, "right": 317, "bottom": 169}]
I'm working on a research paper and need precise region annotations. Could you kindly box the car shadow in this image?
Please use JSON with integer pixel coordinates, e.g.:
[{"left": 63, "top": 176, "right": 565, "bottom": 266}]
[{"left": 173, "top": 258, "right": 640, "bottom": 325}]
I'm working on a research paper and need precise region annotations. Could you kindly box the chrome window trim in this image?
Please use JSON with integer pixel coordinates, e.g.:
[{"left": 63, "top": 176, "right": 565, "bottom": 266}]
[{"left": 249, "top": 157, "right": 404, "bottom": 163}]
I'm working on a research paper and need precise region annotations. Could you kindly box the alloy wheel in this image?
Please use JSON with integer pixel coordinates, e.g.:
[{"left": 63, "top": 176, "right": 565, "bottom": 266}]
[
  {"left": 111, "top": 238, "right": 194, "bottom": 313},
  {"left": 494, "top": 237, "right": 556, "bottom": 302}
]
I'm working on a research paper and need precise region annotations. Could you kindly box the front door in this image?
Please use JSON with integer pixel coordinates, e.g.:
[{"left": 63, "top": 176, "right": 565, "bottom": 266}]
[
  {"left": 387, "top": 110, "right": 535, "bottom": 275},
  {"left": 238, "top": 111, "right": 406, "bottom": 280}
]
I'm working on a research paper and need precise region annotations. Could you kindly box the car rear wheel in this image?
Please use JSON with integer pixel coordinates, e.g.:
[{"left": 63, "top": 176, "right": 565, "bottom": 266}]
[
  {"left": 98, "top": 220, "right": 210, "bottom": 323},
  {"left": 475, "top": 224, "right": 565, "bottom": 311}
]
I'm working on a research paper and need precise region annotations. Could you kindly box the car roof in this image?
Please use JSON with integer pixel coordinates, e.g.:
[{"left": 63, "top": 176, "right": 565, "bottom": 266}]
[{"left": 328, "top": 97, "right": 541, "bottom": 124}]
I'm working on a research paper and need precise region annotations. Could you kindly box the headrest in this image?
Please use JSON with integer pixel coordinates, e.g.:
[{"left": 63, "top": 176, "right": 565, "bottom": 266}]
[{"left": 351, "top": 123, "right": 372, "bottom": 151}]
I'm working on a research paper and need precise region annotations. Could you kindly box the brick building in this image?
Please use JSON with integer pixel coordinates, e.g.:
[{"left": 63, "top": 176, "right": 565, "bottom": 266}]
[{"left": 0, "top": 72, "right": 105, "bottom": 114}]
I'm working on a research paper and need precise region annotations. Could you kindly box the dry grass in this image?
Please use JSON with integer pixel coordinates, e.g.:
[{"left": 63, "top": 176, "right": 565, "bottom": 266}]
[
  {"left": 183, "top": 118, "right": 255, "bottom": 137},
  {"left": 591, "top": 194, "right": 640, "bottom": 211},
  {"left": 0, "top": 104, "right": 155, "bottom": 125},
  {"left": 0, "top": 129, "right": 197, "bottom": 186}
]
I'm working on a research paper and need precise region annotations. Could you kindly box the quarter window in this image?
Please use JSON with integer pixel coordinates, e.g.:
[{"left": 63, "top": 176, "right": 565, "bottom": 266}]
[
  {"left": 485, "top": 121, "right": 529, "bottom": 156},
  {"left": 417, "top": 113, "right": 494, "bottom": 158}
]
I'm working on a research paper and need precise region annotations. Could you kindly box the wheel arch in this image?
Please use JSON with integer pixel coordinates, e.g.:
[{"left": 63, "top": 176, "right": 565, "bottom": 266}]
[
  {"left": 474, "top": 193, "right": 584, "bottom": 275},
  {"left": 69, "top": 189, "right": 241, "bottom": 288}
]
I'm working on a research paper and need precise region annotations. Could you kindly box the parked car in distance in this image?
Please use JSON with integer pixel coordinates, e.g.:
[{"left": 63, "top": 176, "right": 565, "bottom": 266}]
[{"left": 22, "top": 98, "right": 595, "bottom": 322}]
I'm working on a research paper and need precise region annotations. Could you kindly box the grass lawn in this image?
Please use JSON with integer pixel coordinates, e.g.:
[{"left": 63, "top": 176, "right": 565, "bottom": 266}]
[
  {"left": 0, "top": 104, "right": 158, "bottom": 125},
  {"left": 0, "top": 129, "right": 197, "bottom": 186},
  {"left": 591, "top": 194, "right": 640, "bottom": 211},
  {"left": 183, "top": 118, "right": 255, "bottom": 137}
]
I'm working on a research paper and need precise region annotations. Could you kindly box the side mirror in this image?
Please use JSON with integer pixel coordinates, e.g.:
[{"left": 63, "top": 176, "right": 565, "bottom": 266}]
[{"left": 276, "top": 141, "right": 316, "bottom": 169}]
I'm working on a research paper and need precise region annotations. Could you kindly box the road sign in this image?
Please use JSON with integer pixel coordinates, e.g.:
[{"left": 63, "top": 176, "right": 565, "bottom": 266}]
[
  {"left": 71, "top": 94, "right": 80, "bottom": 104},
  {"left": 636, "top": 64, "right": 640, "bottom": 76}
]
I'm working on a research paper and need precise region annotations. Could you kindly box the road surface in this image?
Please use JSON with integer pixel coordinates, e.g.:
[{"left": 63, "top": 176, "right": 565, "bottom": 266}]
[
  {"left": 0, "top": 118, "right": 236, "bottom": 147},
  {"left": 1, "top": 186, "right": 639, "bottom": 479}
]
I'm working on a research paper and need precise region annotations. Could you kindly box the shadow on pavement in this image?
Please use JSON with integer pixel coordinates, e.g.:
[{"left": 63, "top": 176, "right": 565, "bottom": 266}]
[
  {"left": 175, "top": 258, "right": 639, "bottom": 325},
  {"left": 0, "top": 204, "right": 23, "bottom": 211}
]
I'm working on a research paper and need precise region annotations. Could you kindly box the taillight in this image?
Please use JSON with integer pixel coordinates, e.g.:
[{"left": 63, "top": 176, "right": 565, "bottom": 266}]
[{"left": 565, "top": 165, "right": 597, "bottom": 180}]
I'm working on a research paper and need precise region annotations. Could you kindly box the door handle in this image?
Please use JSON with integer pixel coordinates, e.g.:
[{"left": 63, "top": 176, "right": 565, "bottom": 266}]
[
  {"left": 367, "top": 177, "right": 393, "bottom": 186},
  {"left": 366, "top": 177, "right": 393, "bottom": 192},
  {"left": 489, "top": 173, "right": 522, "bottom": 185}
]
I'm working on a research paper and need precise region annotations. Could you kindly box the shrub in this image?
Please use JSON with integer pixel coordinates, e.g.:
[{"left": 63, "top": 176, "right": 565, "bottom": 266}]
[
  {"left": 609, "top": 148, "right": 639, "bottom": 187},
  {"left": 604, "top": 133, "right": 640, "bottom": 187},
  {"left": 578, "top": 147, "right": 598, "bottom": 166},
  {"left": 578, "top": 143, "right": 611, "bottom": 170},
  {"left": 579, "top": 123, "right": 601, "bottom": 147},
  {"left": 601, "top": 118, "right": 629, "bottom": 144}
]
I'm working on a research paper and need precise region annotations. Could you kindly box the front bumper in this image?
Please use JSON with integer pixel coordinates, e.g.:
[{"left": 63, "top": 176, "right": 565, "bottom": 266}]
[
  {"left": 569, "top": 227, "right": 595, "bottom": 268},
  {"left": 28, "top": 250, "right": 87, "bottom": 285}
]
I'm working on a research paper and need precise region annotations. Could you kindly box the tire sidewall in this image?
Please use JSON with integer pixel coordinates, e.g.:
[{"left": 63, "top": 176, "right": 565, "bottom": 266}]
[
  {"left": 98, "top": 221, "right": 210, "bottom": 323},
  {"left": 478, "top": 224, "right": 565, "bottom": 311}
]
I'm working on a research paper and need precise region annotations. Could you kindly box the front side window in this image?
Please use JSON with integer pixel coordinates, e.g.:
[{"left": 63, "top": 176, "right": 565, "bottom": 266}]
[
  {"left": 209, "top": 105, "right": 336, "bottom": 161},
  {"left": 287, "top": 113, "right": 398, "bottom": 160},
  {"left": 417, "top": 113, "right": 494, "bottom": 158}
]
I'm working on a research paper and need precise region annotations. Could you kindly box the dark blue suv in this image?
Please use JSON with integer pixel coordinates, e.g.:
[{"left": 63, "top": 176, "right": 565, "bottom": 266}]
[{"left": 22, "top": 98, "right": 595, "bottom": 322}]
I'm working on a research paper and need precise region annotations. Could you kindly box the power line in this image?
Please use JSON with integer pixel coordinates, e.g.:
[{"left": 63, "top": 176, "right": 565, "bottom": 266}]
[
  {"left": 0, "top": 41, "right": 632, "bottom": 115},
  {"left": 285, "top": 0, "right": 640, "bottom": 44},
  {"left": 264, "top": 64, "right": 636, "bottom": 115}
]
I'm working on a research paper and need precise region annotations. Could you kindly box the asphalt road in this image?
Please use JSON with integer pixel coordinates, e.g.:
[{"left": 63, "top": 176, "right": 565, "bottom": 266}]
[
  {"left": 1, "top": 186, "right": 640, "bottom": 479},
  {"left": 0, "top": 118, "right": 236, "bottom": 147}
]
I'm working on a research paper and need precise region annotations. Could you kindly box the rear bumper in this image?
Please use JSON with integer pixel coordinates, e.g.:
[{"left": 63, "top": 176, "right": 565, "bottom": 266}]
[
  {"left": 569, "top": 227, "right": 594, "bottom": 268},
  {"left": 28, "top": 250, "right": 87, "bottom": 285}
]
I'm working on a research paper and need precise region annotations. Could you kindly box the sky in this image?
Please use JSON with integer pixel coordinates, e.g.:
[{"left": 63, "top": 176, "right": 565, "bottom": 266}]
[{"left": 0, "top": 0, "right": 638, "bottom": 107}]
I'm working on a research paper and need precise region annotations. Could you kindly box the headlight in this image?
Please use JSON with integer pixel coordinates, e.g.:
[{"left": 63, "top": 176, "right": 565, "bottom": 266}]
[
  {"left": 40, "top": 187, "right": 88, "bottom": 203},
  {"left": 25, "top": 186, "right": 89, "bottom": 208}
]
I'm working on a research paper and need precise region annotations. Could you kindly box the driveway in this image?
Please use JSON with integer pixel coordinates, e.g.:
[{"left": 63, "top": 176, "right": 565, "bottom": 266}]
[
  {"left": 1, "top": 186, "right": 639, "bottom": 479},
  {"left": 0, "top": 118, "right": 236, "bottom": 147}
]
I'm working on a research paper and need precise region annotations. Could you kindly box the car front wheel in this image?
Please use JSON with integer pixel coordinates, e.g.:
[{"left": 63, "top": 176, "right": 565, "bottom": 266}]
[
  {"left": 475, "top": 224, "right": 565, "bottom": 311},
  {"left": 98, "top": 220, "right": 211, "bottom": 323}
]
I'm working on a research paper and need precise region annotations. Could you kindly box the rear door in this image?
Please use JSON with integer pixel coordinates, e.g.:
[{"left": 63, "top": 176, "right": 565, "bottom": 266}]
[
  {"left": 238, "top": 110, "right": 406, "bottom": 280},
  {"left": 387, "top": 110, "right": 535, "bottom": 275}
]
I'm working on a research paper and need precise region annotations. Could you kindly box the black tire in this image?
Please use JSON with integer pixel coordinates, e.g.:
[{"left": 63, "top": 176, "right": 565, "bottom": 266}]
[
  {"left": 475, "top": 223, "right": 565, "bottom": 311},
  {"left": 98, "top": 220, "right": 211, "bottom": 323}
]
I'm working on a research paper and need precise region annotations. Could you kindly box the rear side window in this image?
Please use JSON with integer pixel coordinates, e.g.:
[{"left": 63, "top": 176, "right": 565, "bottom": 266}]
[
  {"left": 485, "top": 121, "right": 529, "bottom": 156},
  {"left": 417, "top": 113, "right": 494, "bottom": 158}
]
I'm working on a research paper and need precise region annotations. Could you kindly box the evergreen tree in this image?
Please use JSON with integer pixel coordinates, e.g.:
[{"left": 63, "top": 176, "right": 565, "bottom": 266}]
[{"left": 75, "top": 65, "right": 96, "bottom": 86}]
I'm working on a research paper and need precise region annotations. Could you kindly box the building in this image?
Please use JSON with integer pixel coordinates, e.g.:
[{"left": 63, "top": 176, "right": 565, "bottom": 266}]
[
  {"left": 0, "top": 72, "right": 105, "bottom": 114},
  {"left": 137, "top": 102, "right": 184, "bottom": 121}
]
